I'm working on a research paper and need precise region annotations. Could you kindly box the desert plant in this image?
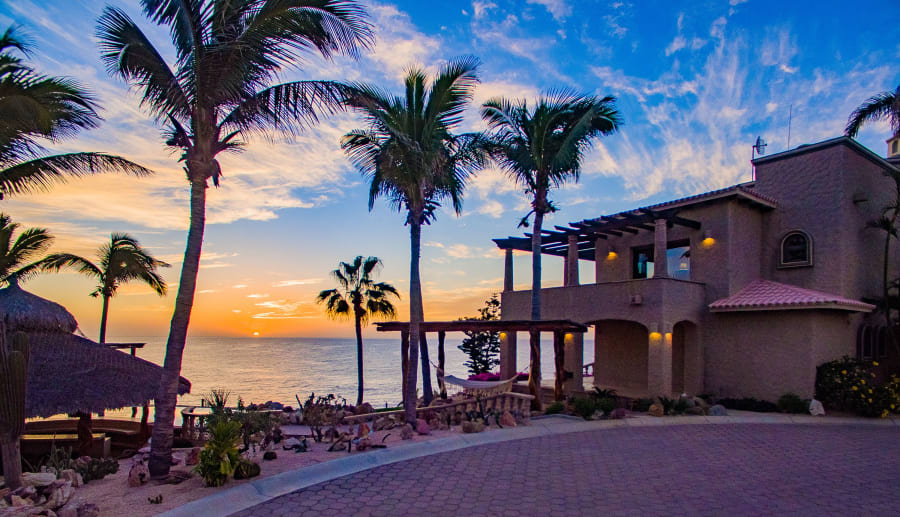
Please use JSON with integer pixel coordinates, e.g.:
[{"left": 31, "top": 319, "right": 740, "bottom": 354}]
[
  {"left": 592, "top": 387, "right": 618, "bottom": 399},
  {"left": 543, "top": 401, "right": 565, "bottom": 415},
  {"left": 631, "top": 398, "right": 654, "bottom": 412},
  {"left": 0, "top": 329, "right": 29, "bottom": 489},
  {"left": 777, "top": 393, "right": 810, "bottom": 414},
  {"left": 301, "top": 393, "right": 347, "bottom": 442},
  {"left": 594, "top": 397, "right": 617, "bottom": 416},
  {"left": 816, "top": 357, "right": 899, "bottom": 418},
  {"left": 195, "top": 420, "right": 242, "bottom": 487},
  {"left": 717, "top": 397, "right": 778, "bottom": 413},
  {"left": 570, "top": 397, "right": 598, "bottom": 420},
  {"left": 233, "top": 459, "right": 261, "bottom": 480},
  {"left": 656, "top": 396, "right": 677, "bottom": 415},
  {"left": 73, "top": 456, "right": 119, "bottom": 483}
]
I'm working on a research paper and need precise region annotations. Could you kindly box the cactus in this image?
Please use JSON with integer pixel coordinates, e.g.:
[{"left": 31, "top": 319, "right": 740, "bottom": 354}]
[{"left": 0, "top": 325, "right": 29, "bottom": 490}]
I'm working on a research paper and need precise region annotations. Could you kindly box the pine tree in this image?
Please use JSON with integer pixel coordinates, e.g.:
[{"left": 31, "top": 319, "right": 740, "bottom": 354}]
[{"left": 458, "top": 294, "right": 501, "bottom": 375}]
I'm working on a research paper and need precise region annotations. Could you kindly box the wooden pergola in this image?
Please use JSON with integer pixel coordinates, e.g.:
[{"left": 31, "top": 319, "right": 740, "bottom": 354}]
[{"left": 375, "top": 320, "right": 588, "bottom": 409}]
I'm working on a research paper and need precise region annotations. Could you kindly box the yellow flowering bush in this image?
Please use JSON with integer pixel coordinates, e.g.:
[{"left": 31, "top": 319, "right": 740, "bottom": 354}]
[{"left": 816, "top": 356, "right": 900, "bottom": 418}]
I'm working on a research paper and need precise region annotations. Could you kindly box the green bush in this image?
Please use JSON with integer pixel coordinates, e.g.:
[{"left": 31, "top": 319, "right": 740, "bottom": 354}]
[
  {"left": 777, "top": 393, "right": 809, "bottom": 414},
  {"left": 594, "top": 397, "right": 616, "bottom": 415},
  {"left": 571, "top": 397, "right": 598, "bottom": 420},
  {"left": 196, "top": 420, "right": 242, "bottom": 487},
  {"left": 544, "top": 401, "right": 565, "bottom": 415},
  {"left": 816, "top": 356, "right": 899, "bottom": 418},
  {"left": 718, "top": 397, "right": 777, "bottom": 413},
  {"left": 631, "top": 398, "right": 653, "bottom": 412},
  {"left": 233, "top": 459, "right": 261, "bottom": 480}
]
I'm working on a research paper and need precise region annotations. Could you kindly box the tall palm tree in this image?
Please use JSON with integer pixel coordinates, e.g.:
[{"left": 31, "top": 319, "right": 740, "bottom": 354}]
[
  {"left": 341, "top": 57, "right": 489, "bottom": 420},
  {"left": 0, "top": 26, "right": 150, "bottom": 199},
  {"left": 480, "top": 91, "right": 621, "bottom": 406},
  {"left": 0, "top": 213, "right": 54, "bottom": 284},
  {"left": 845, "top": 85, "right": 900, "bottom": 138},
  {"left": 96, "top": 0, "right": 373, "bottom": 477},
  {"left": 42, "top": 233, "right": 170, "bottom": 344},
  {"left": 316, "top": 256, "right": 399, "bottom": 406}
]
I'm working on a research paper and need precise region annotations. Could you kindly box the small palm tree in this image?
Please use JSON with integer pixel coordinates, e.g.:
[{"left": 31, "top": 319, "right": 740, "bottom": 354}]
[
  {"left": 0, "top": 213, "right": 54, "bottom": 284},
  {"left": 316, "top": 256, "right": 398, "bottom": 406},
  {"left": 0, "top": 26, "right": 150, "bottom": 198},
  {"left": 481, "top": 91, "right": 621, "bottom": 406},
  {"left": 43, "top": 234, "right": 169, "bottom": 344},
  {"left": 845, "top": 85, "right": 900, "bottom": 138},
  {"left": 341, "top": 57, "right": 489, "bottom": 420},
  {"left": 96, "top": 0, "right": 373, "bottom": 477}
]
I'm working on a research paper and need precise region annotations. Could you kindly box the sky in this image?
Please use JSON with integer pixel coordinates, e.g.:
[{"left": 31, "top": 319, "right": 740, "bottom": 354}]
[{"left": 0, "top": 0, "right": 898, "bottom": 339}]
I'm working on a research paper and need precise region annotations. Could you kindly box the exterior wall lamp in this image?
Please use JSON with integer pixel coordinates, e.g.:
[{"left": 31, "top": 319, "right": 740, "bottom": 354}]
[{"left": 701, "top": 230, "right": 715, "bottom": 248}]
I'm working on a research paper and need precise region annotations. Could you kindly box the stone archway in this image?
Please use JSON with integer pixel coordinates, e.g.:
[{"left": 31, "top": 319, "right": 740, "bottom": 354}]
[{"left": 593, "top": 320, "right": 649, "bottom": 395}]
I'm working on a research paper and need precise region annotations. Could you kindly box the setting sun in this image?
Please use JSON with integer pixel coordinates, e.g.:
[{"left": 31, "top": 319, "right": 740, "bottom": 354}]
[{"left": 252, "top": 331, "right": 260, "bottom": 337}]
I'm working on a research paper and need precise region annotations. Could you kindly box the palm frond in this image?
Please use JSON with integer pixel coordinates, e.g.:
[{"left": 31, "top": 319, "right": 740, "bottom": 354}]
[
  {"left": 220, "top": 80, "right": 351, "bottom": 135},
  {"left": 41, "top": 253, "right": 102, "bottom": 277},
  {"left": 845, "top": 89, "right": 900, "bottom": 137},
  {"left": 0, "top": 152, "right": 152, "bottom": 198}
]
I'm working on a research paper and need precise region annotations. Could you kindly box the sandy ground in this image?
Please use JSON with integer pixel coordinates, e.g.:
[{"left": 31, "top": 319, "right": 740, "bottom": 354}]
[{"left": 70, "top": 423, "right": 493, "bottom": 517}]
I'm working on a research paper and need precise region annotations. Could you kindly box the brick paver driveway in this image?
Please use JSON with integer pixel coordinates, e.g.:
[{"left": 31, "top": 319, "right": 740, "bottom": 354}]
[{"left": 233, "top": 424, "right": 900, "bottom": 516}]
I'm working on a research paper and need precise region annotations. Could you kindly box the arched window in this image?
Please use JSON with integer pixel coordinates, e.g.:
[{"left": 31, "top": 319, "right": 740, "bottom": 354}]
[
  {"left": 857, "top": 324, "right": 890, "bottom": 360},
  {"left": 779, "top": 230, "right": 812, "bottom": 267}
]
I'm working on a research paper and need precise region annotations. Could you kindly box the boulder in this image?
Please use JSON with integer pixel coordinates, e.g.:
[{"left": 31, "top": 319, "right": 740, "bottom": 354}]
[
  {"left": 354, "top": 403, "right": 374, "bottom": 415},
  {"left": 692, "top": 397, "right": 710, "bottom": 410},
  {"left": 42, "top": 481, "right": 73, "bottom": 510},
  {"left": 185, "top": 447, "right": 201, "bottom": 466},
  {"left": 648, "top": 403, "right": 664, "bottom": 417},
  {"left": 22, "top": 473, "right": 56, "bottom": 488},
  {"left": 77, "top": 503, "right": 100, "bottom": 517},
  {"left": 282, "top": 438, "right": 301, "bottom": 450},
  {"left": 415, "top": 418, "right": 431, "bottom": 435},
  {"left": 263, "top": 451, "right": 277, "bottom": 461},
  {"left": 610, "top": 408, "right": 627, "bottom": 420},
  {"left": 461, "top": 421, "right": 485, "bottom": 433},
  {"left": 499, "top": 411, "right": 517, "bottom": 428},
  {"left": 57, "top": 470, "right": 83, "bottom": 488},
  {"left": 399, "top": 424, "right": 414, "bottom": 440},
  {"left": 170, "top": 453, "right": 183, "bottom": 466},
  {"left": 709, "top": 404, "right": 727, "bottom": 416},
  {"left": 127, "top": 461, "right": 150, "bottom": 487},
  {"left": 809, "top": 399, "right": 826, "bottom": 416}
]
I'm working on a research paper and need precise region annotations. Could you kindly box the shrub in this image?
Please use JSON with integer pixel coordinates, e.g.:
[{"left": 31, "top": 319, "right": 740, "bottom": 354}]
[
  {"left": 815, "top": 356, "right": 900, "bottom": 417},
  {"left": 196, "top": 420, "right": 242, "bottom": 487},
  {"left": 777, "top": 393, "right": 809, "bottom": 414},
  {"left": 571, "top": 397, "right": 598, "bottom": 420},
  {"left": 594, "top": 397, "right": 616, "bottom": 415},
  {"left": 718, "top": 397, "right": 777, "bottom": 413},
  {"left": 672, "top": 398, "right": 689, "bottom": 415},
  {"left": 233, "top": 459, "right": 260, "bottom": 480},
  {"left": 544, "top": 401, "right": 565, "bottom": 415},
  {"left": 631, "top": 398, "right": 653, "bottom": 412}
]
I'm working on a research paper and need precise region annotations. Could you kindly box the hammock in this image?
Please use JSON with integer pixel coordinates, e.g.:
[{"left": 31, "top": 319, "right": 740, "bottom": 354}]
[{"left": 443, "top": 375, "right": 518, "bottom": 397}]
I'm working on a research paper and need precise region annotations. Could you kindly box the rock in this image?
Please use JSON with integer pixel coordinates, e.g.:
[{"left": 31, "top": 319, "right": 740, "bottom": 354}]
[
  {"left": 128, "top": 461, "right": 150, "bottom": 487},
  {"left": 57, "top": 503, "right": 79, "bottom": 517},
  {"left": 356, "top": 423, "right": 370, "bottom": 439},
  {"left": 57, "top": 471, "right": 82, "bottom": 489},
  {"left": 709, "top": 404, "right": 727, "bottom": 416},
  {"left": 499, "top": 411, "right": 516, "bottom": 428},
  {"left": 684, "top": 407, "right": 705, "bottom": 416},
  {"left": 809, "top": 399, "right": 826, "bottom": 416},
  {"left": 170, "top": 453, "right": 183, "bottom": 466},
  {"left": 399, "top": 424, "right": 414, "bottom": 440},
  {"left": 10, "top": 495, "right": 30, "bottom": 507},
  {"left": 692, "top": 397, "right": 710, "bottom": 410},
  {"left": 427, "top": 416, "right": 442, "bottom": 431},
  {"left": 164, "top": 470, "right": 193, "bottom": 485},
  {"left": 270, "top": 401, "right": 284, "bottom": 410},
  {"left": 415, "top": 418, "right": 430, "bottom": 435},
  {"left": 263, "top": 451, "right": 277, "bottom": 461},
  {"left": 22, "top": 473, "right": 56, "bottom": 488},
  {"left": 42, "top": 481, "right": 73, "bottom": 510},
  {"left": 137, "top": 446, "right": 150, "bottom": 454},
  {"left": 354, "top": 403, "right": 374, "bottom": 415},
  {"left": 461, "top": 421, "right": 485, "bottom": 434},
  {"left": 648, "top": 403, "right": 664, "bottom": 417},
  {"left": 185, "top": 447, "right": 201, "bottom": 466},
  {"left": 610, "top": 408, "right": 627, "bottom": 419},
  {"left": 282, "top": 438, "right": 301, "bottom": 450},
  {"left": 682, "top": 396, "right": 696, "bottom": 408}
]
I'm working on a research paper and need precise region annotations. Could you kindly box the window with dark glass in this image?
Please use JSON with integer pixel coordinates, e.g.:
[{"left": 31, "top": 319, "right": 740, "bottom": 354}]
[
  {"left": 857, "top": 324, "right": 890, "bottom": 361},
  {"left": 780, "top": 231, "right": 812, "bottom": 266},
  {"left": 631, "top": 240, "right": 691, "bottom": 279}
]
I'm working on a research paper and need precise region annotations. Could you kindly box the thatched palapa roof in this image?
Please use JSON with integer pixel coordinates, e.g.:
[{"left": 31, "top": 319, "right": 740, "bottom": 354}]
[{"left": 0, "top": 278, "right": 191, "bottom": 418}]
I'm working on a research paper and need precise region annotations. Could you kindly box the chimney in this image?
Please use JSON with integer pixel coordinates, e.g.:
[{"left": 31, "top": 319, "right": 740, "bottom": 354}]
[{"left": 887, "top": 134, "right": 900, "bottom": 165}]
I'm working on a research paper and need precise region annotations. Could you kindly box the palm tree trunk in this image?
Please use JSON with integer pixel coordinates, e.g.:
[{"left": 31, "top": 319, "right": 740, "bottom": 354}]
[
  {"left": 148, "top": 178, "right": 207, "bottom": 478},
  {"left": 420, "top": 331, "right": 433, "bottom": 405},
  {"left": 531, "top": 209, "right": 544, "bottom": 321},
  {"left": 98, "top": 294, "right": 111, "bottom": 344},
  {"left": 353, "top": 305, "right": 365, "bottom": 407},
  {"left": 405, "top": 221, "right": 422, "bottom": 423},
  {"left": 0, "top": 437, "right": 22, "bottom": 490}
]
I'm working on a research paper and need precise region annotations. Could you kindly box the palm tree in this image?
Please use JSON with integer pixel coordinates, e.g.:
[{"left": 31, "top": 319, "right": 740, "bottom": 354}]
[
  {"left": 341, "top": 57, "right": 489, "bottom": 420},
  {"left": 0, "top": 26, "right": 150, "bottom": 199},
  {"left": 42, "top": 233, "right": 170, "bottom": 344},
  {"left": 845, "top": 85, "right": 900, "bottom": 138},
  {"left": 0, "top": 213, "right": 54, "bottom": 284},
  {"left": 480, "top": 91, "right": 621, "bottom": 406},
  {"left": 96, "top": 0, "right": 373, "bottom": 477},
  {"left": 316, "top": 256, "right": 399, "bottom": 406}
]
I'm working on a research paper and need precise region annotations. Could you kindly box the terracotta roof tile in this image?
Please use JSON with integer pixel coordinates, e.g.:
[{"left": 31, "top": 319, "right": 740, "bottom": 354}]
[{"left": 709, "top": 280, "right": 875, "bottom": 312}]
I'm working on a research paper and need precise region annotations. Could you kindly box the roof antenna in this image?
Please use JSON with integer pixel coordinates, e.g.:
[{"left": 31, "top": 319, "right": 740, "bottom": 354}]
[
  {"left": 787, "top": 104, "right": 793, "bottom": 149},
  {"left": 751, "top": 136, "right": 767, "bottom": 181}
]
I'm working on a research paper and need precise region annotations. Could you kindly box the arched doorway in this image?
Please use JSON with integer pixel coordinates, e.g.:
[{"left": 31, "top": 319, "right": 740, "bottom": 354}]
[
  {"left": 593, "top": 320, "right": 649, "bottom": 395},
  {"left": 672, "top": 320, "right": 700, "bottom": 395}
]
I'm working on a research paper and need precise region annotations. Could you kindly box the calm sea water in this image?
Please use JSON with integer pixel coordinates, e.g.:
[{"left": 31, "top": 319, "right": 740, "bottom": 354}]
[{"left": 122, "top": 335, "right": 589, "bottom": 411}]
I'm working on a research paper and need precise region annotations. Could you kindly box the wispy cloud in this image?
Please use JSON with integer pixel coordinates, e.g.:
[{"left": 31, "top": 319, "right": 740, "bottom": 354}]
[
  {"left": 272, "top": 278, "right": 322, "bottom": 287},
  {"left": 525, "top": 0, "right": 572, "bottom": 22}
]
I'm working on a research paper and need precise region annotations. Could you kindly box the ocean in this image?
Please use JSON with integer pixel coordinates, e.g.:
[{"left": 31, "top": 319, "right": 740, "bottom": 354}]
[{"left": 123, "top": 335, "right": 589, "bottom": 411}]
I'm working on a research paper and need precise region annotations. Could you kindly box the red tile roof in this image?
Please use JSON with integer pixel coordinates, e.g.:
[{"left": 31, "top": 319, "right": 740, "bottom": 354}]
[{"left": 709, "top": 280, "right": 875, "bottom": 313}]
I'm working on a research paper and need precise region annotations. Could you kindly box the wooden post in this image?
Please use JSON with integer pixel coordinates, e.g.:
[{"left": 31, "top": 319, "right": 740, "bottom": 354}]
[
  {"left": 553, "top": 331, "right": 565, "bottom": 401},
  {"left": 566, "top": 235, "right": 579, "bottom": 286},
  {"left": 401, "top": 330, "right": 409, "bottom": 406},
  {"left": 503, "top": 249, "right": 514, "bottom": 292},
  {"left": 528, "top": 329, "right": 542, "bottom": 411},
  {"left": 438, "top": 331, "right": 447, "bottom": 399},
  {"left": 499, "top": 331, "right": 517, "bottom": 379},
  {"left": 131, "top": 345, "right": 138, "bottom": 418},
  {"left": 420, "top": 332, "right": 432, "bottom": 405},
  {"left": 653, "top": 219, "right": 668, "bottom": 278}
]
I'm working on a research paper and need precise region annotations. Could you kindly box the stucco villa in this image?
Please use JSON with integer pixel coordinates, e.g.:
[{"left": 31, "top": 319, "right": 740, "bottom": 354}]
[{"left": 493, "top": 135, "right": 900, "bottom": 401}]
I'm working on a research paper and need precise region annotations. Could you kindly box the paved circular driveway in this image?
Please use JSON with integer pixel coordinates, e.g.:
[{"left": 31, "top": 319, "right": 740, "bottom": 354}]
[{"left": 233, "top": 424, "right": 900, "bottom": 516}]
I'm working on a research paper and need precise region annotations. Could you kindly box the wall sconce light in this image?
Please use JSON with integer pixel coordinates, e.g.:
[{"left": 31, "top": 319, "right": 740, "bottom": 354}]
[
  {"left": 607, "top": 245, "right": 618, "bottom": 260},
  {"left": 701, "top": 230, "right": 715, "bottom": 248},
  {"left": 499, "top": 332, "right": 507, "bottom": 339}
]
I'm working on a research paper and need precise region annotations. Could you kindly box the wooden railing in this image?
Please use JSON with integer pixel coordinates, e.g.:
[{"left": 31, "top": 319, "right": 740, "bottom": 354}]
[{"left": 344, "top": 392, "right": 534, "bottom": 426}]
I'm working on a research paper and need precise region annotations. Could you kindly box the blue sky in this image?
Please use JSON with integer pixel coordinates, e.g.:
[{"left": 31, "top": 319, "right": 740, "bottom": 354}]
[{"left": 0, "top": 0, "right": 898, "bottom": 338}]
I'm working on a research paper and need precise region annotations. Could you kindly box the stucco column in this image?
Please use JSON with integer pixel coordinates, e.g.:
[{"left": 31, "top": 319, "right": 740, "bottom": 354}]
[
  {"left": 647, "top": 323, "right": 673, "bottom": 397},
  {"left": 563, "top": 332, "right": 584, "bottom": 394},
  {"left": 499, "top": 331, "right": 517, "bottom": 379},
  {"left": 565, "top": 235, "right": 579, "bottom": 286},
  {"left": 594, "top": 237, "right": 606, "bottom": 284},
  {"left": 653, "top": 219, "right": 668, "bottom": 278},
  {"left": 503, "top": 248, "right": 513, "bottom": 292}
]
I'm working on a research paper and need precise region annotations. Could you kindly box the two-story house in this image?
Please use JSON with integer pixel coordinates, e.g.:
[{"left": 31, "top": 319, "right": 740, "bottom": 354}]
[{"left": 494, "top": 136, "right": 899, "bottom": 401}]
